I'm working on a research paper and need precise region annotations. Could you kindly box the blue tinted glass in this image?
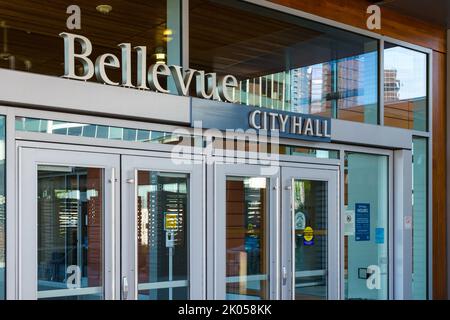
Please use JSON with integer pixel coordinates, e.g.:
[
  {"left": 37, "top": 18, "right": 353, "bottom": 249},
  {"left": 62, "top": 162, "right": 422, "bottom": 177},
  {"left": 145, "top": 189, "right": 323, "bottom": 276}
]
[
  {"left": 53, "top": 128, "right": 68, "bottom": 135},
  {"left": 96, "top": 126, "right": 109, "bottom": 139},
  {"left": 137, "top": 130, "right": 151, "bottom": 141},
  {"left": 68, "top": 126, "right": 83, "bottom": 136},
  {"left": 25, "top": 119, "right": 42, "bottom": 132},
  {"left": 344, "top": 153, "right": 389, "bottom": 300},
  {"left": 123, "top": 129, "right": 137, "bottom": 141},
  {"left": 82, "top": 125, "right": 97, "bottom": 138},
  {"left": 412, "top": 137, "right": 428, "bottom": 299},
  {"left": 150, "top": 131, "right": 165, "bottom": 141}
]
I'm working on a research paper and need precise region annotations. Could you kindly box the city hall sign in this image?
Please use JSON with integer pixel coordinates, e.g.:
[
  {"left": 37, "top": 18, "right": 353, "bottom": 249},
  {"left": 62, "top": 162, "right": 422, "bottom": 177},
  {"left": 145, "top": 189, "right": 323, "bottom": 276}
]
[{"left": 60, "top": 32, "right": 238, "bottom": 103}]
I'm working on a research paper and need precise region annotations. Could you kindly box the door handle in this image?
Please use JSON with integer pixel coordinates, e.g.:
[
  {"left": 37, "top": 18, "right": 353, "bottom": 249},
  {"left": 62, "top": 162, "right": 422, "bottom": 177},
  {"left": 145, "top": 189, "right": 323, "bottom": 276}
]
[
  {"left": 282, "top": 266, "right": 287, "bottom": 286},
  {"left": 122, "top": 276, "right": 129, "bottom": 300}
]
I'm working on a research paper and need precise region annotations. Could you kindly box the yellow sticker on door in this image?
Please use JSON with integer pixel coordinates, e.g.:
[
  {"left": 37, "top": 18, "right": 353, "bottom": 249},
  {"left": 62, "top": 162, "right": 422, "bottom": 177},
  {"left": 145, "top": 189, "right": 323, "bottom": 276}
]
[{"left": 303, "top": 226, "right": 314, "bottom": 246}]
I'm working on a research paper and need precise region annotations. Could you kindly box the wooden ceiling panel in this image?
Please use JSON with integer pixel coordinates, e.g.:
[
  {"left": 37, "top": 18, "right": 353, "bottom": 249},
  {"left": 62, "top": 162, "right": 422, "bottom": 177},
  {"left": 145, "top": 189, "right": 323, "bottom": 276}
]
[
  {"left": 0, "top": 0, "right": 378, "bottom": 81},
  {"left": 189, "top": 0, "right": 375, "bottom": 79}
]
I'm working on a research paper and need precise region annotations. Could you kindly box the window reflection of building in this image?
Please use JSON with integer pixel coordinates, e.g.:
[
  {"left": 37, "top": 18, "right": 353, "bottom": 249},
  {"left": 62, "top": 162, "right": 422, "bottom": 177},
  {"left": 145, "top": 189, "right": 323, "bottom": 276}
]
[
  {"left": 384, "top": 44, "right": 427, "bottom": 130},
  {"left": 15, "top": 118, "right": 192, "bottom": 146},
  {"left": 190, "top": 0, "right": 378, "bottom": 125},
  {"left": 235, "top": 53, "right": 376, "bottom": 122},
  {"left": 384, "top": 70, "right": 400, "bottom": 102}
]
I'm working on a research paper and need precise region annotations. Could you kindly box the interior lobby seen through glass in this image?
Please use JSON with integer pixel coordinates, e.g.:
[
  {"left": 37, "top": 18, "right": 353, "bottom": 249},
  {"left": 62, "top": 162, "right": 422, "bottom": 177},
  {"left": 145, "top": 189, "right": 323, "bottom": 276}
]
[
  {"left": 37, "top": 166, "right": 104, "bottom": 300},
  {"left": 136, "top": 171, "right": 189, "bottom": 300},
  {"left": 293, "top": 180, "right": 328, "bottom": 300},
  {"left": 225, "top": 176, "right": 269, "bottom": 300},
  {"left": 190, "top": 0, "right": 379, "bottom": 124}
]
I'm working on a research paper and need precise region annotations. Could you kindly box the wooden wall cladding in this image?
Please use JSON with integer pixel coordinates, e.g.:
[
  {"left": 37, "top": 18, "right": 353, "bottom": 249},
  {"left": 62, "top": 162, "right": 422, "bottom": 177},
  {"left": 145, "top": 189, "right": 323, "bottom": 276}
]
[
  {"left": 269, "top": 0, "right": 447, "bottom": 299},
  {"left": 268, "top": 0, "right": 446, "bottom": 53},
  {"left": 432, "top": 51, "right": 447, "bottom": 300}
]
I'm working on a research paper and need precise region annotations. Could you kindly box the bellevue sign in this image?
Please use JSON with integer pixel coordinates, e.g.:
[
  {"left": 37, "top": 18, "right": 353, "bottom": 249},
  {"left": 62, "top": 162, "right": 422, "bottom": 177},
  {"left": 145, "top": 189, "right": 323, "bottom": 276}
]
[
  {"left": 60, "top": 32, "right": 239, "bottom": 103},
  {"left": 61, "top": 32, "right": 331, "bottom": 142}
]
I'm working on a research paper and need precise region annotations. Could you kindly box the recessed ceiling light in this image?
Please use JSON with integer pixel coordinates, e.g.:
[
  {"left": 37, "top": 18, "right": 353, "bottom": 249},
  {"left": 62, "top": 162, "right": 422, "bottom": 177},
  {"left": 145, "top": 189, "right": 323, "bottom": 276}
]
[{"left": 96, "top": 5, "right": 113, "bottom": 14}]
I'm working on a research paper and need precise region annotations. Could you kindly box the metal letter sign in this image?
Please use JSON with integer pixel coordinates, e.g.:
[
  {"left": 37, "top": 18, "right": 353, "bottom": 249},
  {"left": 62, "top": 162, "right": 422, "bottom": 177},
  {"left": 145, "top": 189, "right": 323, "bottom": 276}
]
[
  {"left": 61, "top": 33, "right": 333, "bottom": 143},
  {"left": 60, "top": 32, "right": 239, "bottom": 103},
  {"left": 191, "top": 98, "right": 332, "bottom": 142}
]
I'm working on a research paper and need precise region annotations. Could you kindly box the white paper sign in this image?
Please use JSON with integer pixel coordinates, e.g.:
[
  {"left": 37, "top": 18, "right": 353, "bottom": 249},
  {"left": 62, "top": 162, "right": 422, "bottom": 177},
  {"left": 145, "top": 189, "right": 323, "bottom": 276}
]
[{"left": 344, "top": 210, "right": 355, "bottom": 236}]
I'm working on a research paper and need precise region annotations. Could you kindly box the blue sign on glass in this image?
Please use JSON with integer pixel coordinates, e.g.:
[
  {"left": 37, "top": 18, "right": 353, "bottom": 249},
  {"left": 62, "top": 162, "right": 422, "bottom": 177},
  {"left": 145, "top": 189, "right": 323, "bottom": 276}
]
[
  {"left": 375, "top": 228, "right": 385, "bottom": 244},
  {"left": 355, "top": 203, "right": 370, "bottom": 241}
]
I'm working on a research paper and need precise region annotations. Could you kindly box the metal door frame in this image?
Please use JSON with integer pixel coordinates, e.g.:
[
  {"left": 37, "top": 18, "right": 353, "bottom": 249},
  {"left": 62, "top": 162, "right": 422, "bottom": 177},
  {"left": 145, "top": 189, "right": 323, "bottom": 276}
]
[
  {"left": 211, "top": 162, "right": 280, "bottom": 300},
  {"left": 281, "top": 166, "right": 339, "bottom": 300},
  {"left": 121, "top": 154, "right": 204, "bottom": 300},
  {"left": 18, "top": 146, "right": 120, "bottom": 300}
]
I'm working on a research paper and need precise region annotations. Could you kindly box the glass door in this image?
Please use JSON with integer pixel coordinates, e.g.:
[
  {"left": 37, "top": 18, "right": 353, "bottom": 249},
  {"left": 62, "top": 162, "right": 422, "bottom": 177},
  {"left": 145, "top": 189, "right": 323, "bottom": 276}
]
[
  {"left": 281, "top": 167, "right": 339, "bottom": 300},
  {"left": 212, "top": 163, "right": 279, "bottom": 300},
  {"left": 18, "top": 147, "right": 120, "bottom": 300},
  {"left": 121, "top": 155, "right": 204, "bottom": 300}
]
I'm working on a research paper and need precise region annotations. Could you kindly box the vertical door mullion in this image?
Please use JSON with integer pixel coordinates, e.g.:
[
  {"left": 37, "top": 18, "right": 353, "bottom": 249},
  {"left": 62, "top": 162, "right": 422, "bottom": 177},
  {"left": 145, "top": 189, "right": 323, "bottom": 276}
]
[
  {"left": 121, "top": 162, "right": 137, "bottom": 300},
  {"left": 328, "top": 171, "right": 339, "bottom": 300},
  {"left": 19, "top": 148, "right": 38, "bottom": 299},
  {"left": 270, "top": 175, "right": 280, "bottom": 300},
  {"left": 104, "top": 168, "right": 114, "bottom": 299}
]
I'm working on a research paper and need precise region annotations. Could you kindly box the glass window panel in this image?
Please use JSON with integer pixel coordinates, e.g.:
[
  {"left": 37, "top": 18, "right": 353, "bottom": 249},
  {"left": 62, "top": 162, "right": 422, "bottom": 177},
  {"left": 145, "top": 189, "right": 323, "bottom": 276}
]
[
  {"left": 137, "top": 171, "right": 189, "bottom": 300},
  {"left": 15, "top": 117, "right": 193, "bottom": 147},
  {"left": 384, "top": 43, "right": 428, "bottom": 131},
  {"left": 67, "top": 125, "right": 83, "bottom": 136},
  {"left": 344, "top": 153, "right": 389, "bottom": 300},
  {"left": 293, "top": 180, "right": 328, "bottom": 300},
  {"left": 210, "top": 139, "right": 339, "bottom": 160},
  {"left": 0, "top": 117, "right": 5, "bottom": 300},
  {"left": 37, "top": 166, "right": 104, "bottom": 300},
  {"left": 190, "top": 0, "right": 378, "bottom": 124},
  {"left": 123, "top": 129, "right": 137, "bottom": 141},
  {"left": 96, "top": 126, "right": 109, "bottom": 139},
  {"left": 53, "top": 127, "right": 69, "bottom": 135},
  {"left": 137, "top": 130, "right": 151, "bottom": 142},
  {"left": 284, "top": 146, "right": 340, "bottom": 159},
  {"left": 412, "top": 137, "right": 428, "bottom": 299},
  {"left": 226, "top": 177, "right": 269, "bottom": 300},
  {"left": 82, "top": 125, "right": 97, "bottom": 138},
  {"left": 25, "top": 118, "right": 43, "bottom": 132},
  {"left": 108, "top": 127, "right": 123, "bottom": 140},
  {"left": 0, "top": 0, "right": 181, "bottom": 83}
]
